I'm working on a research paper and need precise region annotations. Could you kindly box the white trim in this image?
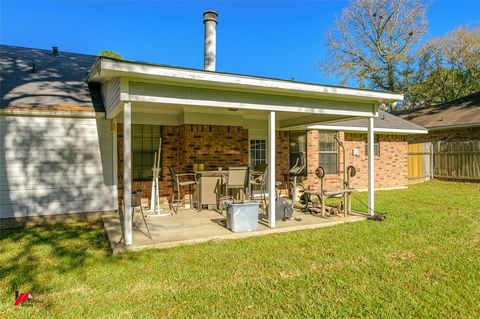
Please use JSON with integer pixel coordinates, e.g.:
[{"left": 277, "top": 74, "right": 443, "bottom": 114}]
[
  {"left": 123, "top": 101, "right": 133, "bottom": 245},
  {"left": 268, "top": 111, "right": 276, "bottom": 229},
  {"left": 367, "top": 117, "right": 375, "bottom": 216},
  {"left": 90, "top": 59, "right": 404, "bottom": 103},
  {"left": 0, "top": 109, "right": 105, "bottom": 118},
  {"left": 128, "top": 94, "right": 374, "bottom": 117},
  {"left": 308, "top": 125, "right": 428, "bottom": 134},
  {"left": 112, "top": 118, "right": 118, "bottom": 210}
]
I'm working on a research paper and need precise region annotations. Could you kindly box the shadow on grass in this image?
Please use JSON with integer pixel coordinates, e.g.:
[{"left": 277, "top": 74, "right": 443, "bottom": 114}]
[{"left": 0, "top": 222, "right": 112, "bottom": 299}]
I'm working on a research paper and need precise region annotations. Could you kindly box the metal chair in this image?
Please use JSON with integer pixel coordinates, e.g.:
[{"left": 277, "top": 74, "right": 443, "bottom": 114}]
[
  {"left": 168, "top": 166, "right": 199, "bottom": 214},
  {"left": 219, "top": 166, "right": 250, "bottom": 213},
  {"left": 118, "top": 189, "right": 151, "bottom": 243},
  {"left": 250, "top": 163, "right": 268, "bottom": 210}
]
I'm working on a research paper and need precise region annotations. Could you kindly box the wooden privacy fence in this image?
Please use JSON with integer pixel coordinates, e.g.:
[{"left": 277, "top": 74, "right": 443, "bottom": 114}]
[
  {"left": 408, "top": 140, "right": 480, "bottom": 182},
  {"left": 407, "top": 143, "right": 432, "bottom": 182},
  {"left": 432, "top": 140, "right": 480, "bottom": 181}
]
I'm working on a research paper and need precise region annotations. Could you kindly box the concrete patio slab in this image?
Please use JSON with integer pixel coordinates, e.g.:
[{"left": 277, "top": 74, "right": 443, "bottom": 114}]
[{"left": 102, "top": 208, "right": 366, "bottom": 254}]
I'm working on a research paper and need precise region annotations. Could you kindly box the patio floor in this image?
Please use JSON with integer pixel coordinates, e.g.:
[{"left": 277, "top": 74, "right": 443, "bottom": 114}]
[{"left": 103, "top": 207, "right": 367, "bottom": 253}]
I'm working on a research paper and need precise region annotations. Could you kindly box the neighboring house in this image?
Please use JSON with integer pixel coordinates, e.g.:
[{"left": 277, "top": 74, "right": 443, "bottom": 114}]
[
  {"left": 0, "top": 12, "right": 426, "bottom": 242},
  {"left": 396, "top": 92, "right": 480, "bottom": 143},
  {"left": 396, "top": 92, "right": 480, "bottom": 181}
]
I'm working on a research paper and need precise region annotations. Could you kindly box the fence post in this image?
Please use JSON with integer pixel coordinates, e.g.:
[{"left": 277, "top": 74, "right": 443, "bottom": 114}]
[{"left": 430, "top": 142, "right": 434, "bottom": 180}]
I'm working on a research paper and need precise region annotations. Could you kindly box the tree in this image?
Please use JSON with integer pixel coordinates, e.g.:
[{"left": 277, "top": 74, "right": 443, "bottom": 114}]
[
  {"left": 321, "top": 0, "right": 429, "bottom": 94},
  {"left": 99, "top": 50, "right": 123, "bottom": 60},
  {"left": 406, "top": 25, "right": 480, "bottom": 107}
]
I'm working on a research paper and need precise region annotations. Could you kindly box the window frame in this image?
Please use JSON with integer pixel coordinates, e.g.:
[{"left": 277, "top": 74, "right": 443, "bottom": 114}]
[
  {"left": 364, "top": 134, "right": 380, "bottom": 157},
  {"left": 132, "top": 124, "right": 163, "bottom": 181},
  {"left": 318, "top": 131, "right": 339, "bottom": 175},
  {"left": 249, "top": 139, "right": 267, "bottom": 169},
  {"left": 288, "top": 131, "right": 307, "bottom": 176}
]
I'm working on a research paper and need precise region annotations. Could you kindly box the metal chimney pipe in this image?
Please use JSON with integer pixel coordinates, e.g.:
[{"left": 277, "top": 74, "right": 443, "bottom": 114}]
[{"left": 203, "top": 10, "right": 218, "bottom": 71}]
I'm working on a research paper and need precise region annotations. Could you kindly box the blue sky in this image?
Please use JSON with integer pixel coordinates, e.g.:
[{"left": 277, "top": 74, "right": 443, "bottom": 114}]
[{"left": 1, "top": 0, "right": 479, "bottom": 85}]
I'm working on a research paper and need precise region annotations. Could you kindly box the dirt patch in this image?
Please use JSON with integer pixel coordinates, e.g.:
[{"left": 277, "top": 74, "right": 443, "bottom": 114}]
[{"left": 387, "top": 251, "right": 417, "bottom": 261}]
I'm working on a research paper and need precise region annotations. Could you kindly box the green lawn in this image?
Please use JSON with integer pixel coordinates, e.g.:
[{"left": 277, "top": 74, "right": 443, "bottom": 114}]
[{"left": 1, "top": 180, "right": 479, "bottom": 318}]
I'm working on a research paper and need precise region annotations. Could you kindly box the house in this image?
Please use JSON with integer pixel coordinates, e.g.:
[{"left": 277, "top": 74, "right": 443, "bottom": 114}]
[
  {"left": 396, "top": 92, "right": 480, "bottom": 143},
  {"left": 396, "top": 92, "right": 480, "bottom": 181},
  {"left": 0, "top": 11, "right": 426, "bottom": 244}
]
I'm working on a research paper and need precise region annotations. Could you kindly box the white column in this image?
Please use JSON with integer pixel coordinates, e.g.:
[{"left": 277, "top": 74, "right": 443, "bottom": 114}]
[
  {"left": 367, "top": 116, "right": 375, "bottom": 216},
  {"left": 268, "top": 111, "right": 276, "bottom": 228},
  {"left": 123, "top": 101, "right": 133, "bottom": 245}
]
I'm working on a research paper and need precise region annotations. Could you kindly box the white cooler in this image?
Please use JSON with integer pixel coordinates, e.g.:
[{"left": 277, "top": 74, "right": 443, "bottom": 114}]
[{"left": 226, "top": 202, "right": 259, "bottom": 232}]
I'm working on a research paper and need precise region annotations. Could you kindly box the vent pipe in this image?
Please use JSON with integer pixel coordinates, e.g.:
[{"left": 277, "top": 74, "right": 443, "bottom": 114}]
[{"left": 203, "top": 10, "right": 218, "bottom": 71}]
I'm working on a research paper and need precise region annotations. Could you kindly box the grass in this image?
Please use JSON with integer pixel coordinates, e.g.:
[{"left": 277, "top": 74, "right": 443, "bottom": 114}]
[{"left": 1, "top": 180, "right": 479, "bottom": 318}]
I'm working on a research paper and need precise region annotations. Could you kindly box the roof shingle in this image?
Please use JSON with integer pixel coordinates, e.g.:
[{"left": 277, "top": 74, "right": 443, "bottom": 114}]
[
  {"left": 395, "top": 92, "right": 480, "bottom": 129},
  {"left": 0, "top": 45, "right": 104, "bottom": 111}
]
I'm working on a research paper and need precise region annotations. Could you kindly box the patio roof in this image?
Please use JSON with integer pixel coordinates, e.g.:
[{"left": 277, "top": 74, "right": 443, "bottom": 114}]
[
  {"left": 91, "top": 56, "right": 400, "bottom": 246},
  {"left": 87, "top": 57, "right": 404, "bottom": 104}
]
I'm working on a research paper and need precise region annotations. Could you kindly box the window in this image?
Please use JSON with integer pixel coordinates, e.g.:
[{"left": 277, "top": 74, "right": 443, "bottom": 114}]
[
  {"left": 365, "top": 135, "right": 380, "bottom": 157},
  {"left": 132, "top": 124, "right": 162, "bottom": 180},
  {"left": 250, "top": 139, "right": 266, "bottom": 168},
  {"left": 289, "top": 131, "right": 307, "bottom": 175},
  {"left": 318, "top": 132, "right": 338, "bottom": 175}
]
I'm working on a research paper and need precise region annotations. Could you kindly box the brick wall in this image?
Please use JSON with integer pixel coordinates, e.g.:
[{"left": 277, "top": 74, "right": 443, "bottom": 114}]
[
  {"left": 299, "top": 131, "right": 408, "bottom": 191},
  {"left": 275, "top": 131, "right": 290, "bottom": 181},
  {"left": 177, "top": 124, "right": 248, "bottom": 172},
  {"left": 117, "top": 124, "right": 180, "bottom": 203},
  {"left": 343, "top": 133, "right": 408, "bottom": 189},
  {"left": 118, "top": 124, "right": 248, "bottom": 204},
  {"left": 117, "top": 125, "right": 409, "bottom": 206}
]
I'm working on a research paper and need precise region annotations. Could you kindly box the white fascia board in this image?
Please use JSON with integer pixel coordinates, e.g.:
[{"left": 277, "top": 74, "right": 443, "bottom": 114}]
[
  {"left": 308, "top": 124, "right": 428, "bottom": 134},
  {"left": 129, "top": 94, "right": 373, "bottom": 117},
  {"left": 94, "top": 60, "right": 404, "bottom": 103}
]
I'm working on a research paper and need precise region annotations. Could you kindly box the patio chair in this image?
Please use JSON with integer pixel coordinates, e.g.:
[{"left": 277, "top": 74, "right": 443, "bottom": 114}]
[
  {"left": 250, "top": 163, "right": 268, "bottom": 210},
  {"left": 219, "top": 166, "right": 250, "bottom": 214},
  {"left": 168, "top": 166, "right": 199, "bottom": 214},
  {"left": 118, "top": 189, "right": 151, "bottom": 243}
]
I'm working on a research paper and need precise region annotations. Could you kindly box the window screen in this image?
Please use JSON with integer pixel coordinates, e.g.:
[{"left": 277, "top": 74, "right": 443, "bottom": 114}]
[
  {"left": 318, "top": 132, "right": 338, "bottom": 174},
  {"left": 250, "top": 139, "right": 266, "bottom": 168},
  {"left": 289, "top": 131, "right": 307, "bottom": 175},
  {"left": 132, "top": 124, "right": 162, "bottom": 180},
  {"left": 365, "top": 135, "right": 380, "bottom": 157}
]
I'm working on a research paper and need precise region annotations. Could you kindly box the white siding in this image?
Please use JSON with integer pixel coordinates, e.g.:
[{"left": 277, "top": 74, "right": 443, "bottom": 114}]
[
  {"left": 101, "top": 77, "right": 121, "bottom": 116},
  {"left": 0, "top": 115, "right": 117, "bottom": 218}
]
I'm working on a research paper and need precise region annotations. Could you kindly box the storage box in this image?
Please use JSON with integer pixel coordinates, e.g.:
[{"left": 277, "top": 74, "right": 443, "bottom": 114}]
[{"left": 226, "top": 202, "right": 259, "bottom": 232}]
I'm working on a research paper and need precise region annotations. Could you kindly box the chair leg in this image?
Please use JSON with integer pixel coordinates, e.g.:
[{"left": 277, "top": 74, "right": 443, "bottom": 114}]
[
  {"left": 262, "top": 186, "right": 267, "bottom": 212},
  {"left": 197, "top": 182, "right": 201, "bottom": 212},
  {"left": 171, "top": 183, "right": 180, "bottom": 214},
  {"left": 140, "top": 206, "right": 151, "bottom": 239}
]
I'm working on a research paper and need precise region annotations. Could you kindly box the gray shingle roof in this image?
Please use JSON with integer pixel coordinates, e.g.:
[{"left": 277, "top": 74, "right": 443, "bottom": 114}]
[
  {"left": 0, "top": 45, "right": 103, "bottom": 111},
  {"left": 395, "top": 92, "right": 480, "bottom": 129},
  {"left": 324, "top": 110, "right": 427, "bottom": 133}
]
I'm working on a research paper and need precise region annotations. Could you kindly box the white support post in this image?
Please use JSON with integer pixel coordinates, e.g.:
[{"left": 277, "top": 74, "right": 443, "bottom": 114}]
[
  {"left": 123, "top": 101, "right": 133, "bottom": 245},
  {"left": 268, "top": 111, "right": 276, "bottom": 228},
  {"left": 367, "top": 116, "right": 375, "bottom": 216}
]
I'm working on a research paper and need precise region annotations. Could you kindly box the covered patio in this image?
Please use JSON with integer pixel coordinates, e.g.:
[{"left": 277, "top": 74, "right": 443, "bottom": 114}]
[
  {"left": 87, "top": 57, "right": 403, "bottom": 248},
  {"left": 103, "top": 208, "right": 366, "bottom": 253}
]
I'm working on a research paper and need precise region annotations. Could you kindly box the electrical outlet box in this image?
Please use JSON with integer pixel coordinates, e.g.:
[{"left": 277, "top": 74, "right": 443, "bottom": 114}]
[{"left": 352, "top": 148, "right": 359, "bottom": 157}]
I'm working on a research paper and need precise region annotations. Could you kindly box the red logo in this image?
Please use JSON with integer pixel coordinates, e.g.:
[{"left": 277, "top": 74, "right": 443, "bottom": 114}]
[{"left": 14, "top": 291, "right": 33, "bottom": 306}]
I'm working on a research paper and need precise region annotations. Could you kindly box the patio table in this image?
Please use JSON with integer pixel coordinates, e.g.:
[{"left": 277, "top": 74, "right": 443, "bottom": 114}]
[{"left": 194, "top": 170, "right": 228, "bottom": 210}]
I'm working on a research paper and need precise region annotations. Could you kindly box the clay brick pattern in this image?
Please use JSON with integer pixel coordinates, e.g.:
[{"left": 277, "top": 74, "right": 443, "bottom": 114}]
[{"left": 117, "top": 125, "right": 409, "bottom": 205}]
